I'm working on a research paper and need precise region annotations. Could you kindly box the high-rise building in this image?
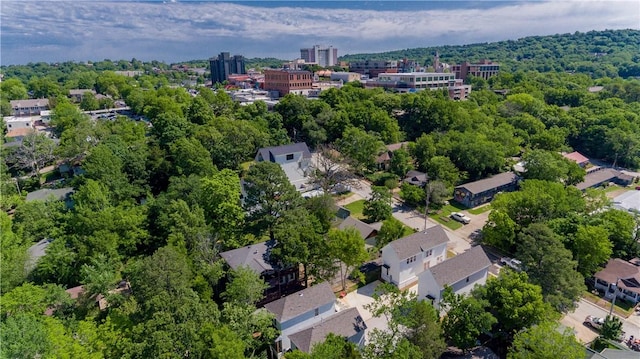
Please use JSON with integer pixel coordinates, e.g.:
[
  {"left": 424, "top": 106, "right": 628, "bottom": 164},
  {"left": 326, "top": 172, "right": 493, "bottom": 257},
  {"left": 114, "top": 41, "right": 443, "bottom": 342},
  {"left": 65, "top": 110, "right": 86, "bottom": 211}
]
[
  {"left": 300, "top": 45, "right": 338, "bottom": 67},
  {"left": 210, "top": 52, "right": 246, "bottom": 84}
]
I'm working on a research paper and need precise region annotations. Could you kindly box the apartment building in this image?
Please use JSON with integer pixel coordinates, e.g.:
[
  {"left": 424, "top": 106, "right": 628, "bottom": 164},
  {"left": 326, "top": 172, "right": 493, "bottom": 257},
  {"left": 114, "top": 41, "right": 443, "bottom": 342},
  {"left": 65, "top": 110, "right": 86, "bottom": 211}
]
[
  {"left": 300, "top": 45, "right": 338, "bottom": 67},
  {"left": 349, "top": 60, "right": 398, "bottom": 78},
  {"left": 210, "top": 52, "right": 246, "bottom": 84}
]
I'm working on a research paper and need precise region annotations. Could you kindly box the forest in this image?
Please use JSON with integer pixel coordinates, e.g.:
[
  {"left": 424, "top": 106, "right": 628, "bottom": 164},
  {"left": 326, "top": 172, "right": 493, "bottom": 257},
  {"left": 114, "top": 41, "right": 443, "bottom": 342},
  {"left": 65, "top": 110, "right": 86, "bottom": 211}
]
[{"left": 1, "top": 29, "right": 639, "bottom": 358}]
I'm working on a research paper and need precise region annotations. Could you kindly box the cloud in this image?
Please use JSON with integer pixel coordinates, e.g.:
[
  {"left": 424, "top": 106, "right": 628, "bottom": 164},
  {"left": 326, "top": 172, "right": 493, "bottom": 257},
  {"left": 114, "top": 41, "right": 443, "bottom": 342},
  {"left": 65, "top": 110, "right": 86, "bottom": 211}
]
[{"left": 1, "top": 1, "right": 638, "bottom": 64}]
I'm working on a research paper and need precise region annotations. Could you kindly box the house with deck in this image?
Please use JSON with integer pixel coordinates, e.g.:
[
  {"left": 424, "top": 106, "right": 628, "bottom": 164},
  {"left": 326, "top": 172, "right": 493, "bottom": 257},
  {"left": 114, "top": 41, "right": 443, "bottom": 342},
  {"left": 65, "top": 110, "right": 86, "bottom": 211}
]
[
  {"left": 418, "top": 246, "right": 492, "bottom": 308},
  {"left": 380, "top": 225, "right": 449, "bottom": 290}
]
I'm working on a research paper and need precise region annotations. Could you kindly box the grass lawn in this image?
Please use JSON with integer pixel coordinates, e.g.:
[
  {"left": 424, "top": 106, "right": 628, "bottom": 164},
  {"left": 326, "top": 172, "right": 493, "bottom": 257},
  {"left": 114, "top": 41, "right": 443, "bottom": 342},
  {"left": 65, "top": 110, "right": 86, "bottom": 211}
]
[
  {"left": 428, "top": 204, "right": 463, "bottom": 230},
  {"left": 469, "top": 204, "right": 492, "bottom": 215},
  {"left": 344, "top": 200, "right": 366, "bottom": 220},
  {"left": 582, "top": 291, "right": 634, "bottom": 317}
]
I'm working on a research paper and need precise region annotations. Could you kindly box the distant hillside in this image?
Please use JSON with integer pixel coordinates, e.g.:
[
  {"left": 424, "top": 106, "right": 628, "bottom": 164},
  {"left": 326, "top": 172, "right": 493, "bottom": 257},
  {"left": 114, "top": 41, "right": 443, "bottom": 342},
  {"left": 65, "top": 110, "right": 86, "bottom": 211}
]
[{"left": 339, "top": 29, "right": 640, "bottom": 78}]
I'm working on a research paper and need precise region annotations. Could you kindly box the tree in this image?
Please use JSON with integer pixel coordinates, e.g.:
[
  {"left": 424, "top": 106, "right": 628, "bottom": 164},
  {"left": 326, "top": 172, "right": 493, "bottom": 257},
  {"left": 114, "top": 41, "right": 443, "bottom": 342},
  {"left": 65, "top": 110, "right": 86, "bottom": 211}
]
[
  {"left": 309, "top": 144, "right": 359, "bottom": 194},
  {"left": 440, "top": 287, "right": 496, "bottom": 351},
  {"left": 571, "top": 225, "right": 612, "bottom": 277},
  {"left": 363, "top": 186, "right": 393, "bottom": 223},
  {"left": 399, "top": 182, "right": 425, "bottom": 207},
  {"left": 307, "top": 333, "right": 361, "bottom": 359},
  {"left": 7, "top": 131, "right": 56, "bottom": 177},
  {"left": 199, "top": 170, "right": 244, "bottom": 248},
  {"left": 200, "top": 324, "right": 246, "bottom": 359},
  {"left": 376, "top": 217, "right": 407, "bottom": 249},
  {"left": 337, "top": 127, "right": 384, "bottom": 174},
  {"left": 591, "top": 209, "right": 639, "bottom": 259},
  {"left": 327, "top": 228, "right": 368, "bottom": 291},
  {"left": 243, "top": 161, "right": 303, "bottom": 240},
  {"left": 600, "top": 315, "right": 624, "bottom": 341},
  {"left": 508, "top": 322, "right": 584, "bottom": 359},
  {"left": 473, "top": 270, "right": 552, "bottom": 336},
  {"left": 481, "top": 210, "right": 517, "bottom": 251},
  {"left": 169, "top": 137, "right": 216, "bottom": 177},
  {"left": 389, "top": 148, "right": 414, "bottom": 178},
  {"left": 0, "top": 212, "right": 29, "bottom": 294},
  {"left": 0, "top": 78, "right": 28, "bottom": 100},
  {"left": 223, "top": 265, "right": 268, "bottom": 306},
  {"left": 522, "top": 149, "right": 585, "bottom": 184},
  {"left": 516, "top": 223, "right": 585, "bottom": 312},
  {"left": 426, "top": 155, "right": 462, "bottom": 190},
  {"left": 79, "top": 91, "right": 99, "bottom": 111}
]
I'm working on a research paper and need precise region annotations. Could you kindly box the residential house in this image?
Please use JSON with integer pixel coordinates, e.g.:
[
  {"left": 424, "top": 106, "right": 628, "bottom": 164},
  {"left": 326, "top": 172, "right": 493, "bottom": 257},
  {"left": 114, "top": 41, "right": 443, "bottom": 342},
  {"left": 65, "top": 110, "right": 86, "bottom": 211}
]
[
  {"left": 375, "top": 142, "right": 409, "bottom": 170},
  {"left": 418, "top": 246, "right": 492, "bottom": 307},
  {"left": 403, "top": 170, "right": 428, "bottom": 187},
  {"left": 562, "top": 151, "right": 590, "bottom": 167},
  {"left": 264, "top": 282, "right": 366, "bottom": 356},
  {"left": 219, "top": 241, "right": 302, "bottom": 306},
  {"left": 255, "top": 143, "right": 313, "bottom": 192},
  {"left": 338, "top": 217, "right": 379, "bottom": 248},
  {"left": 593, "top": 258, "right": 640, "bottom": 305},
  {"left": 575, "top": 167, "right": 634, "bottom": 191},
  {"left": 68, "top": 89, "right": 97, "bottom": 102},
  {"left": 3, "top": 116, "right": 35, "bottom": 131},
  {"left": 380, "top": 225, "right": 449, "bottom": 290},
  {"left": 454, "top": 172, "right": 519, "bottom": 208},
  {"left": 10, "top": 99, "right": 50, "bottom": 117},
  {"left": 26, "top": 188, "right": 75, "bottom": 208}
]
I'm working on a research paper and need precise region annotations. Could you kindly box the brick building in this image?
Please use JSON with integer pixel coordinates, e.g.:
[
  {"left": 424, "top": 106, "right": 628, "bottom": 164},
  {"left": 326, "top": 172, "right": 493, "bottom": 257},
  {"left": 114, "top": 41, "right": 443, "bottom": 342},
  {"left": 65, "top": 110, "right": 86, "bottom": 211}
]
[
  {"left": 451, "top": 60, "right": 500, "bottom": 82},
  {"left": 263, "top": 69, "right": 313, "bottom": 97},
  {"left": 349, "top": 60, "right": 398, "bottom": 78}
]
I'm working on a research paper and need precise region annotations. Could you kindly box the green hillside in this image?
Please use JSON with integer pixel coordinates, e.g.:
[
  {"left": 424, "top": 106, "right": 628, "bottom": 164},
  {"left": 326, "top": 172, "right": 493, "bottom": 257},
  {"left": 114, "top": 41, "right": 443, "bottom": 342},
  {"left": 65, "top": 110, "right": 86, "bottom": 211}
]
[{"left": 339, "top": 29, "right": 640, "bottom": 78}]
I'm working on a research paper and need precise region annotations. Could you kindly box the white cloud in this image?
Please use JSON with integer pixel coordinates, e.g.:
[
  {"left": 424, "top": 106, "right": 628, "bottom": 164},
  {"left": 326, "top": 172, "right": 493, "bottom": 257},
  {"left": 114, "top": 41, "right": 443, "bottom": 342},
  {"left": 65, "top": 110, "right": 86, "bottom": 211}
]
[{"left": 1, "top": 1, "right": 638, "bottom": 64}]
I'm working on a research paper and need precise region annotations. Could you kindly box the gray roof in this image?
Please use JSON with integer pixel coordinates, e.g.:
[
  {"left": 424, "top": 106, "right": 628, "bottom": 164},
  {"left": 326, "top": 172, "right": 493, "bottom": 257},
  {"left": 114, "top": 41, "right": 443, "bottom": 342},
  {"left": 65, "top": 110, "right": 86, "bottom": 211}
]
[
  {"left": 256, "top": 143, "right": 311, "bottom": 162},
  {"left": 403, "top": 170, "right": 428, "bottom": 186},
  {"left": 338, "top": 217, "right": 378, "bottom": 239},
  {"left": 576, "top": 168, "right": 632, "bottom": 190},
  {"left": 263, "top": 282, "right": 335, "bottom": 323},
  {"left": 455, "top": 172, "right": 519, "bottom": 195},
  {"left": 288, "top": 307, "right": 366, "bottom": 353},
  {"left": 598, "top": 349, "right": 640, "bottom": 359},
  {"left": 219, "top": 241, "right": 274, "bottom": 274},
  {"left": 385, "top": 225, "right": 449, "bottom": 260},
  {"left": 10, "top": 98, "right": 50, "bottom": 108},
  {"left": 429, "top": 246, "right": 491, "bottom": 287},
  {"left": 26, "top": 187, "right": 74, "bottom": 202}
]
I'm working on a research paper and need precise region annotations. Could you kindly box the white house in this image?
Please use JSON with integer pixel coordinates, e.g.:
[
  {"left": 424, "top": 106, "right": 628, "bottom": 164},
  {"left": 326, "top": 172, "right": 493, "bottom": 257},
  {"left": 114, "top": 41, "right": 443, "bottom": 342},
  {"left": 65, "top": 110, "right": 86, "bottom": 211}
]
[
  {"left": 380, "top": 225, "right": 449, "bottom": 290},
  {"left": 255, "top": 143, "right": 313, "bottom": 192},
  {"left": 418, "top": 245, "right": 492, "bottom": 308},
  {"left": 263, "top": 282, "right": 366, "bottom": 356}
]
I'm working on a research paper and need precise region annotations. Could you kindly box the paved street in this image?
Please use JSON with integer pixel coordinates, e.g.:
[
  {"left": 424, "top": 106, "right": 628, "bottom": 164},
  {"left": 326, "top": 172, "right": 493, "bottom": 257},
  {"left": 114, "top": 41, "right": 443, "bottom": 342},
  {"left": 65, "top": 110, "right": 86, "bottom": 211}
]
[{"left": 561, "top": 299, "right": 640, "bottom": 344}]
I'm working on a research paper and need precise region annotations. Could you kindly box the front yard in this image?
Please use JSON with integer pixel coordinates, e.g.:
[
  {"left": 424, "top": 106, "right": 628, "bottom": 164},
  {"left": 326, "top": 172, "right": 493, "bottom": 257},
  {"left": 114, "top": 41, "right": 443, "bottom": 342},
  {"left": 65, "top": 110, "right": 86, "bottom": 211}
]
[
  {"left": 344, "top": 199, "right": 366, "bottom": 220},
  {"left": 427, "top": 204, "right": 464, "bottom": 230}
]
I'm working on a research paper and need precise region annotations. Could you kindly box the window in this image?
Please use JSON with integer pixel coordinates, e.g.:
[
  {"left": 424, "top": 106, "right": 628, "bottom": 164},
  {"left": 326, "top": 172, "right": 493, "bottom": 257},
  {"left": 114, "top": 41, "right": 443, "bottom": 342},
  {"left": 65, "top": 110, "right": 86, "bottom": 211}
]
[
  {"left": 286, "top": 153, "right": 294, "bottom": 161},
  {"left": 425, "top": 249, "right": 433, "bottom": 257},
  {"left": 466, "top": 277, "right": 470, "bottom": 283},
  {"left": 314, "top": 308, "right": 319, "bottom": 316},
  {"left": 406, "top": 255, "right": 417, "bottom": 264}
]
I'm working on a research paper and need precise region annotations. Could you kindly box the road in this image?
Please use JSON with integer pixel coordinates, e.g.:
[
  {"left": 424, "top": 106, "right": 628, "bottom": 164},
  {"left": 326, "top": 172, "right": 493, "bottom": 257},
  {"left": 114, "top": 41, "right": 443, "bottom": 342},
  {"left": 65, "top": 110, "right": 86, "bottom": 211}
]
[{"left": 561, "top": 299, "right": 640, "bottom": 344}]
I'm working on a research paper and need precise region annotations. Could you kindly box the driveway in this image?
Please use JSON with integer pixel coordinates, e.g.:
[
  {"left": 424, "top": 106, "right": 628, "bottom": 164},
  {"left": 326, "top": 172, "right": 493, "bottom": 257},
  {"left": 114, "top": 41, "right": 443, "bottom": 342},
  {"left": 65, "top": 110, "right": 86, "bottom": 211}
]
[{"left": 561, "top": 299, "right": 640, "bottom": 344}]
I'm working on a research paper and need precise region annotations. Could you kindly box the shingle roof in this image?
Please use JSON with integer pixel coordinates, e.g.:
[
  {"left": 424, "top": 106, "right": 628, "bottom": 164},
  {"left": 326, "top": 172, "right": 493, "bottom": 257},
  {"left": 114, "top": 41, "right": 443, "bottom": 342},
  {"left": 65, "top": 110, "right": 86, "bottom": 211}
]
[
  {"left": 263, "top": 282, "right": 335, "bottom": 323},
  {"left": 428, "top": 246, "right": 491, "bottom": 287},
  {"left": 288, "top": 307, "right": 366, "bottom": 353},
  {"left": 256, "top": 143, "right": 311, "bottom": 162},
  {"left": 385, "top": 142, "right": 409, "bottom": 152},
  {"left": 576, "top": 168, "right": 628, "bottom": 190},
  {"left": 219, "top": 241, "right": 275, "bottom": 274},
  {"left": 385, "top": 225, "right": 449, "bottom": 260},
  {"left": 26, "top": 187, "right": 74, "bottom": 202},
  {"left": 338, "top": 217, "right": 377, "bottom": 240},
  {"left": 562, "top": 151, "right": 589, "bottom": 164},
  {"left": 10, "top": 99, "right": 49, "bottom": 108},
  {"left": 455, "top": 172, "right": 519, "bottom": 195},
  {"left": 403, "top": 170, "right": 428, "bottom": 186},
  {"left": 594, "top": 259, "right": 640, "bottom": 295}
]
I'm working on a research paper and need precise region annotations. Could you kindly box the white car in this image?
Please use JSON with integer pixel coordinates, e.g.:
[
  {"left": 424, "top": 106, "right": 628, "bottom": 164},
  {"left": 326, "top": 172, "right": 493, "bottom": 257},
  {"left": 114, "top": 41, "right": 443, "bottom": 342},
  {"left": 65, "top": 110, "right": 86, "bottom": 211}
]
[
  {"left": 450, "top": 212, "right": 471, "bottom": 224},
  {"left": 500, "top": 257, "right": 522, "bottom": 271}
]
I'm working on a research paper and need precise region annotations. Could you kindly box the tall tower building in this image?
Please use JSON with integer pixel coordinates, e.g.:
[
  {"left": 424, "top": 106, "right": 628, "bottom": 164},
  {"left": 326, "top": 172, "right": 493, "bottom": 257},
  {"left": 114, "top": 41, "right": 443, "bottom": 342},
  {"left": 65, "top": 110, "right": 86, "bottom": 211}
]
[
  {"left": 210, "top": 52, "right": 246, "bottom": 84},
  {"left": 299, "top": 45, "right": 338, "bottom": 67}
]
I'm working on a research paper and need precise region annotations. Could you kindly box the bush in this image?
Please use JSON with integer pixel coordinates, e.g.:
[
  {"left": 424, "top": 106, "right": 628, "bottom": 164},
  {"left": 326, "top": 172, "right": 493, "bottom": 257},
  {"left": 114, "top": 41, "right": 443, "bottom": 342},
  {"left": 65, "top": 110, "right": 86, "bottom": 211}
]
[
  {"left": 367, "top": 172, "right": 399, "bottom": 187},
  {"left": 384, "top": 178, "right": 398, "bottom": 189}
]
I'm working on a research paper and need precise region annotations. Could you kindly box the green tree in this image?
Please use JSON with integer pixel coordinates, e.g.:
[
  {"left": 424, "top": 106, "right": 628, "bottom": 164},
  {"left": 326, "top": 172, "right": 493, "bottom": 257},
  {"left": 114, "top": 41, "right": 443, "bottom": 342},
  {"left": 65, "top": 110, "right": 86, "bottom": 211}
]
[
  {"left": 0, "top": 212, "right": 29, "bottom": 293},
  {"left": 199, "top": 170, "right": 244, "bottom": 248},
  {"left": 327, "top": 228, "right": 368, "bottom": 291},
  {"left": 7, "top": 131, "right": 56, "bottom": 177},
  {"left": 508, "top": 322, "right": 584, "bottom": 359},
  {"left": 337, "top": 127, "right": 384, "bottom": 174},
  {"left": 600, "top": 315, "right": 624, "bottom": 341},
  {"left": 571, "top": 225, "right": 612, "bottom": 277},
  {"left": 399, "top": 182, "right": 425, "bottom": 207},
  {"left": 516, "top": 223, "right": 585, "bottom": 312},
  {"left": 307, "top": 333, "right": 361, "bottom": 359},
  {"left": 79, "top": 91, "right": 100, "bottom": 111},
  {"left": 243, "top": 161, "right": 303, "bottom": 240},
  {"left": 376, "top": 217, "right": 408, "bottom": 249},
  {"left": 441, "top": 287, "right": 497, "bottom": 351},
  {"left": 200, "top": 324, "right": 246, "bottom": 359},
  {"left": 169, "top": 137, "right": 216, "bottom": 177},
  {"left": 522, "top": 149, "right": 585, "bottom": 184},
  {"left": 223, "top": 265, "right": 268, "bottom": 306},
  {"left": 389, "top": 148, "right": 414, "bottom": 178},
  {"left": 0, "top": 78, "right": 28, "bottom": 100},
  {"left": 363, "top": 186, "right": 393, "bottom": 222}
]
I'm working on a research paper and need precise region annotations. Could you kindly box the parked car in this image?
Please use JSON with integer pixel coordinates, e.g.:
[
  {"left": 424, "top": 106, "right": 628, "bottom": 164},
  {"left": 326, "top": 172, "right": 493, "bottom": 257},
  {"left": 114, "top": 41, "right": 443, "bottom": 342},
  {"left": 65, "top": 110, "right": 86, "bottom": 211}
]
[
  {"left": 584, "top": 315, "right": 626, "bottom": 341},
  {"left": 450, "top": 212, "right": 471, "bottom": 224},
  {"left": 500, "top": 257, "right": 522, "bottom": 271}
]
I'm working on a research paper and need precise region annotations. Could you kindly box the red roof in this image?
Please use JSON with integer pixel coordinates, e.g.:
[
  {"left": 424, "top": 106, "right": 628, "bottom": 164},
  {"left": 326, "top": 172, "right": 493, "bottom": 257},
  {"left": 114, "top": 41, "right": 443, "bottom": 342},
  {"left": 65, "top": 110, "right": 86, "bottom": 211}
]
[{"left": 563, "top": 151, "right": 589, "bottom": 164}]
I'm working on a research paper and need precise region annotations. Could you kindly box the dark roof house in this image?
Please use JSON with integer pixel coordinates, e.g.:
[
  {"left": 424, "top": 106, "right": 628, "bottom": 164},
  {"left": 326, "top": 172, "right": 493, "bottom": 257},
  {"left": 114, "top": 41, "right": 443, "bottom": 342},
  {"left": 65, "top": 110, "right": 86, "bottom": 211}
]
[
  {"left": 288, "top": 307, "right": 366, "bottom": 353},
  {"left": 338, "top": 217, "right": 378, "bottom": 240},
  {"left": 454, "top": 172, "right": 519, "bottom": 208},
  {"left": 264, "top": 282, "right": 336, "bottom": 323},
  {"left": 403, "top": 170, "right": 428, "bottom": 187}
]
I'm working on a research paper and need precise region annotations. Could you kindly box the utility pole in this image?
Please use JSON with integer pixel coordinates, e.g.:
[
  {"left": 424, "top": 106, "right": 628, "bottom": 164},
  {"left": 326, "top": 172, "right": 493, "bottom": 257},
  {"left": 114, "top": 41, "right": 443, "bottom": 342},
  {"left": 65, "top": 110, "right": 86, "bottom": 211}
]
[{"left": 609, "top": 277, "right": 621, "bottom": 317}]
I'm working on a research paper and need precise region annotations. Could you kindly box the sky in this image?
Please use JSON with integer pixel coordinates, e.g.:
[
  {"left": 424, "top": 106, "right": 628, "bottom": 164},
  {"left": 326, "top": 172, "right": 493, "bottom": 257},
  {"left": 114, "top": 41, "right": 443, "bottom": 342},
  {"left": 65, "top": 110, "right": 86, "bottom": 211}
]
[{"left": 1, "top": 0, "right": 638, "bottom": 65}]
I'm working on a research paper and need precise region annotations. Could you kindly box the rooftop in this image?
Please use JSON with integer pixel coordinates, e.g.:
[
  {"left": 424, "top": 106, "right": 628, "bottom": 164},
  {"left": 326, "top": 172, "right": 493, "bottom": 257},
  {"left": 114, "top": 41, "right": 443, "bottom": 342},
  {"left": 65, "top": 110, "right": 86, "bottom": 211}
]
[
  {"left": 455, "top": 172, "right": 519, "bottom": 195},
  {"left": 575, "top": 168, "right": 632, "bottom": 191},
  {"left": 26, "top": 187, "right": 74, "bottom": 202},
  {"left": 219, "top": 241, "right": 275, "bottom": 274},
  {"left": 338, "top": 217, "right": 378, "bottom": 240},
  {"left": 385, "top": 225, "right": 449, "bottom": 260},
  {"left": 562, "top": 151, "right": 589, "bottom": 164},
  {"left": 263, "top": 282, "right": 335, "bottom": 323},
  {"left": 428, "top": 246, "right": 491, "bottom": 287},
  {"left": 594, "top": 259, "right": 640, "bottom": 295},
  {"left": 288, "top": 307, "right": 366, "bottom": 353},
  {"left": 256, "top": 143, "right": 312, "bottom": 162}
]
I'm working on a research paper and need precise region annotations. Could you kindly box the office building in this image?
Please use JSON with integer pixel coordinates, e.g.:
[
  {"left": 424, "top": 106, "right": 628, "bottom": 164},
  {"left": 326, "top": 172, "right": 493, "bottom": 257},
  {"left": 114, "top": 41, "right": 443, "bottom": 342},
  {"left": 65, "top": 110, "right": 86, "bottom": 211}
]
[
  {"left": 210, "top": 52, "right": 246, "bottom": 84},
  {"left": 264, "top": 69, "right": 314, "bottom": 97},
  {"left": 300, "top": 45, "right": 338, "bottom": 67},
  {"left": 451, "top": 60, "right": 500, "bottom": 81},
  {"left": 349, "top": 60, "right": 398, "bottom": 78}
]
